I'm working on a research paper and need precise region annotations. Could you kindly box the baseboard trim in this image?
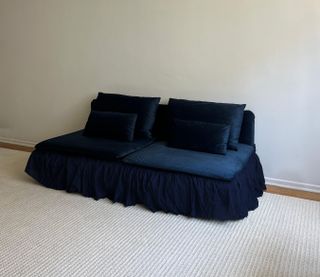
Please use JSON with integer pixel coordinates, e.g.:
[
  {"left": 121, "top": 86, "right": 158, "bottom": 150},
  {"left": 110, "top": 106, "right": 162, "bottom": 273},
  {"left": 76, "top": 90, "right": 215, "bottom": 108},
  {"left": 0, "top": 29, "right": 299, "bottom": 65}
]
[
  {"left": 266, "top": 185, "right": 320, "bottom": 202},
  {"left": 0, "top": 141, "right": 34, "bottom": 152},
  {"left": 265, "top": 177, "right": 320, "bottom": 194},
  {"left": 0, "top": 137, "right": 35, "bottom": 152},
  {"left": 0, "top": 136, "right": 35, "bottom": 148}
]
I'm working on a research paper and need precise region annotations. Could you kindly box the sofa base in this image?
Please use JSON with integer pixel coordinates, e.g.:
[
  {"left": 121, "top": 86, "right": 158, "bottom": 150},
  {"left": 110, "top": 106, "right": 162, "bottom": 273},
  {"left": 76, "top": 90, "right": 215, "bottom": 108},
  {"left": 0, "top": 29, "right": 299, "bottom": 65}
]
[{"left": 25, "top": 150, "right": 265, "bottom": 220}]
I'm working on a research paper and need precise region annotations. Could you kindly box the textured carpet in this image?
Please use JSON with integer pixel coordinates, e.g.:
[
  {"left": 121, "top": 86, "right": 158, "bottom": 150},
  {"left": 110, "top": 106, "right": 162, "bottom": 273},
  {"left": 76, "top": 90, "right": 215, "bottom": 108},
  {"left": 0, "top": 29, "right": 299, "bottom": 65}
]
[{"left": 0, "top": 148, "right": 319, "bottom": 277}]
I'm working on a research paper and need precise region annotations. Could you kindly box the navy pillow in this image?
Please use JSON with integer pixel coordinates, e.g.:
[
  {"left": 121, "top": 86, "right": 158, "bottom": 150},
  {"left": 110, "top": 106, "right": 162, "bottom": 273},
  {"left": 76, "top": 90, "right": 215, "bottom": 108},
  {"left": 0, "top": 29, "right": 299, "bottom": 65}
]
[
  {"left": 168, "top": 119, "right": 230, "bottom": 155},
  {"left": 84, "top": 111, "right": 137, "bottom": 142},
  {"left": 92, "top": 93, "right": 161, "bottom": 139},
  {"left": 152, "top": 104, "right": 169, "bottom": 140},
  {"left": 168, "top": 98, "right": 245, "bottom": 150}
]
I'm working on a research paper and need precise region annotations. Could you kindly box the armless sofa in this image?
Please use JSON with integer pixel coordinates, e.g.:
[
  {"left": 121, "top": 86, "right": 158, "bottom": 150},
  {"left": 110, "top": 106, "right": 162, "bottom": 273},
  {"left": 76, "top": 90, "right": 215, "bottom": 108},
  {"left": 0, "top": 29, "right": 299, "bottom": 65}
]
[{"left": 26, "top": 94, "right": 265, "bottom": 220}]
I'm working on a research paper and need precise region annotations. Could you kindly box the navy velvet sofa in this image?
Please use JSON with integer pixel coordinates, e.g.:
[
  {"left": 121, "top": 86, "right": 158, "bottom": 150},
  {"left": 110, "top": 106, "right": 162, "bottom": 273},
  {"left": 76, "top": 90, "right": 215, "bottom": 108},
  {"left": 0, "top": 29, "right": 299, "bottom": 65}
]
[{"left": 25, "top": 102, "right": 265, "bottom": 221}]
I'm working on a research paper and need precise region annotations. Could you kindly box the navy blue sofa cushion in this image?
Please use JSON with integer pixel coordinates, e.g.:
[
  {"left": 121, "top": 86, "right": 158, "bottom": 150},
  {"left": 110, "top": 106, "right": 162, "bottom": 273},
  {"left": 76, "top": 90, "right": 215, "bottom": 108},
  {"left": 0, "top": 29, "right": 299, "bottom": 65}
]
[
  {"left": 152, "top": 105, "right": 255, "bottom": 146},
  {"left": 84, "top": 111, "right": 137, "bottom": 141},
  {"left": 92, "top": 93, "right": 160, "bottom": 139},
  {"left": 239, "top": 110, "right": 255, "bottom": 147},
  {"left": 168, "top": 119, "right": 230, "bottom": 155},
  {"left": 152, "top": 104, "right": 169, "bottom": 140},
  {"left": 36, "top": 130, "right": 154, "bottom": 160},
  {"left": 123, "top": 141, "right": 254, "bottom": 181},
  {"left": 168, "top": 98, "right": 246, "bottom": 150}
]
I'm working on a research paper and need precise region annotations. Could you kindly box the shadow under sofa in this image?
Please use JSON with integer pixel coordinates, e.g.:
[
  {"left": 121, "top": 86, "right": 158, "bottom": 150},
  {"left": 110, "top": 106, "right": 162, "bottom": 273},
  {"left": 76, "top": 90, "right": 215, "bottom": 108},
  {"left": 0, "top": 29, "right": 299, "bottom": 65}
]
[{"left": 25, "top": 104, "right": 265, "bottom": 221}]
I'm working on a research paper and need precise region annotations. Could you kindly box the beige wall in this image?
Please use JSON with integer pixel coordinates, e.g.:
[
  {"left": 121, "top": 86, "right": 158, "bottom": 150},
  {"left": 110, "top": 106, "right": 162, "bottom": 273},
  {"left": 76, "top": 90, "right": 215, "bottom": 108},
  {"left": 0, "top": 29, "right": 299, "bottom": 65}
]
[{"left": 1, "top": 0, "right": 320, "bottom": 189}]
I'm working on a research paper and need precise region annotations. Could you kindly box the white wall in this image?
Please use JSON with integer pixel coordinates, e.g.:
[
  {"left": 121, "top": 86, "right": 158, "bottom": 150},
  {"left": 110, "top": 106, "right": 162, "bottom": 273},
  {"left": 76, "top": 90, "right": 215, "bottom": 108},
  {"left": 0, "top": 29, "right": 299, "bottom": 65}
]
[{"left": 1, "top": 0, "right": 320, "bottom": 189}]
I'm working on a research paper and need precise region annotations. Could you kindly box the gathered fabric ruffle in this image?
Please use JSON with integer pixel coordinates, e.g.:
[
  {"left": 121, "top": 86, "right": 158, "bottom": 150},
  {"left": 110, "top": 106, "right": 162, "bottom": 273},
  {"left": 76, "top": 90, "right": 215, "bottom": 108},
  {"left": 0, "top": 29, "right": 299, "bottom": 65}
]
[{"left": 25, "top": 150, "right": 265, "bottom": 220}]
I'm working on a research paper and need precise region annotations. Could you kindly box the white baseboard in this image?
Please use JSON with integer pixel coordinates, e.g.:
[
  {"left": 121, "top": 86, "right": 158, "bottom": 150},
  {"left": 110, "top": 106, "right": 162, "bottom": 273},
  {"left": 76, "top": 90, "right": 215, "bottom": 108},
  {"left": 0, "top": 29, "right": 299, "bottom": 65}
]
[
  {"left": 0, "top": 136, "right": 36, "bottom": 148},
  {"left": 265, "top": 177, "right": 320, "bottom": 194}
]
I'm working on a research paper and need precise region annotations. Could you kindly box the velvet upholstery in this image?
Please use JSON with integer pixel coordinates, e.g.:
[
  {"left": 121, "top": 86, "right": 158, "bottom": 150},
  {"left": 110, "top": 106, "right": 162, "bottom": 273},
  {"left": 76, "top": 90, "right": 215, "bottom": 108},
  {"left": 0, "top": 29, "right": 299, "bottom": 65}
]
[
  {"left": 92, "top": 93, "right": 160, "bottom": 139},
  {"left": 35, "top": 130, "right": 154, "bottom": 160},
  {"left": 25, "top": 99, "right": 265, "bottom": 220},
  {"left": 123, "top": 142, "right": 254, "bottom": 181},
  {"left": 26, "top": 149, "right": 265, "bottom": 220},
  {"left": 152, "top": 105, "right": 255, "bottom": 146},
  {"left": 168, "top": 119, "right": 230, "bottom": 155},
  {"left": 84, "top": 111, "right": 137, "bottom": 141},
  {"left": 152, "top": 104, "right": 169, "bottom": 140},
  {"left": 239, "top": 110, "right": 255, "bottom": 147},
  {"left": 168, "top": 98, "right": 246, "bottom": 150}
]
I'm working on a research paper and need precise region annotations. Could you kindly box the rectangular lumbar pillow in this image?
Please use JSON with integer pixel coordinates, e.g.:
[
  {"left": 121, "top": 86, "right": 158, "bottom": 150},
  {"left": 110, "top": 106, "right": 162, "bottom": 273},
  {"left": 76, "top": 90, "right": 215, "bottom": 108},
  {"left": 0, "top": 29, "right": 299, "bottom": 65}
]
[
  {"left": 92, "top": 93, "right": 160, "bottom": 139},
  {"left": 84, "top": 111, "right": 137, "bottom": 142},
  {"left": 168, "top": 119, "right": 230, "bottom": 155},
  {"left": 168, "top": 98, "right": 245, "bottom": 150}
]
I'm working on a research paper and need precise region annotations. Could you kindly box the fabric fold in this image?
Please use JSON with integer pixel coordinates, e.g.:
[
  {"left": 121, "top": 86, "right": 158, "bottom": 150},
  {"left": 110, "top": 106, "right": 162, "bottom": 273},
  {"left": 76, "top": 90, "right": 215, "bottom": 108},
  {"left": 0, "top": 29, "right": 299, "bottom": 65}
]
[{"left": 26, "top": 150, "right": 265, "bottom": 220}]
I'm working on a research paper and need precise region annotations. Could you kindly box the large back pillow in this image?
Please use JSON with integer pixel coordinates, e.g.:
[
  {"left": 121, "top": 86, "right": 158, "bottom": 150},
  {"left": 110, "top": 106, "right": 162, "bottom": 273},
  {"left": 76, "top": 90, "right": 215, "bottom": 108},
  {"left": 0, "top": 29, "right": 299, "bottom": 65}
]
[
  {"left": 168, "top": 98, "right": 246, "bottom": 150},
  {"left": 92, "top": 93, "right": 160, "bottom": 139}
]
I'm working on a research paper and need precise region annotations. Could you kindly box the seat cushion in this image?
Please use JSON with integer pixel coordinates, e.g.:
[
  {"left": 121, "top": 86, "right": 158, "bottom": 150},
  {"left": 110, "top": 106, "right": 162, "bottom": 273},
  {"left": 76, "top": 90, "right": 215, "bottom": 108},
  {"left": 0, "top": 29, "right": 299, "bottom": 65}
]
[
  {"left": 122, "top": 142, "right": 254, "bottom": 181},
  {"left": 35, "top": 130, "right": 154, "bottom": 160}
]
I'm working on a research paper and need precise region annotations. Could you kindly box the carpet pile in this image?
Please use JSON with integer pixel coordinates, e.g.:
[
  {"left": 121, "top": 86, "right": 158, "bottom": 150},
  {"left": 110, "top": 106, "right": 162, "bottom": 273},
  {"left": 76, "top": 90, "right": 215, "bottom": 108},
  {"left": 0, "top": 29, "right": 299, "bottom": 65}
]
[{"left": 0, "top": 148, "right": 319, "bottom": 276}]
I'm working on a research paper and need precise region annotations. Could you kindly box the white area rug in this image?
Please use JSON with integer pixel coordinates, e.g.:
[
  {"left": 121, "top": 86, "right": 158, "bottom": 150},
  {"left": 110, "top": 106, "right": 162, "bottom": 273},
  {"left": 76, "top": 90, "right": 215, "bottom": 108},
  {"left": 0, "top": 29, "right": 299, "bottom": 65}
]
[{"left": 0, "top": 148, "right": 319, "bottom": 277}]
